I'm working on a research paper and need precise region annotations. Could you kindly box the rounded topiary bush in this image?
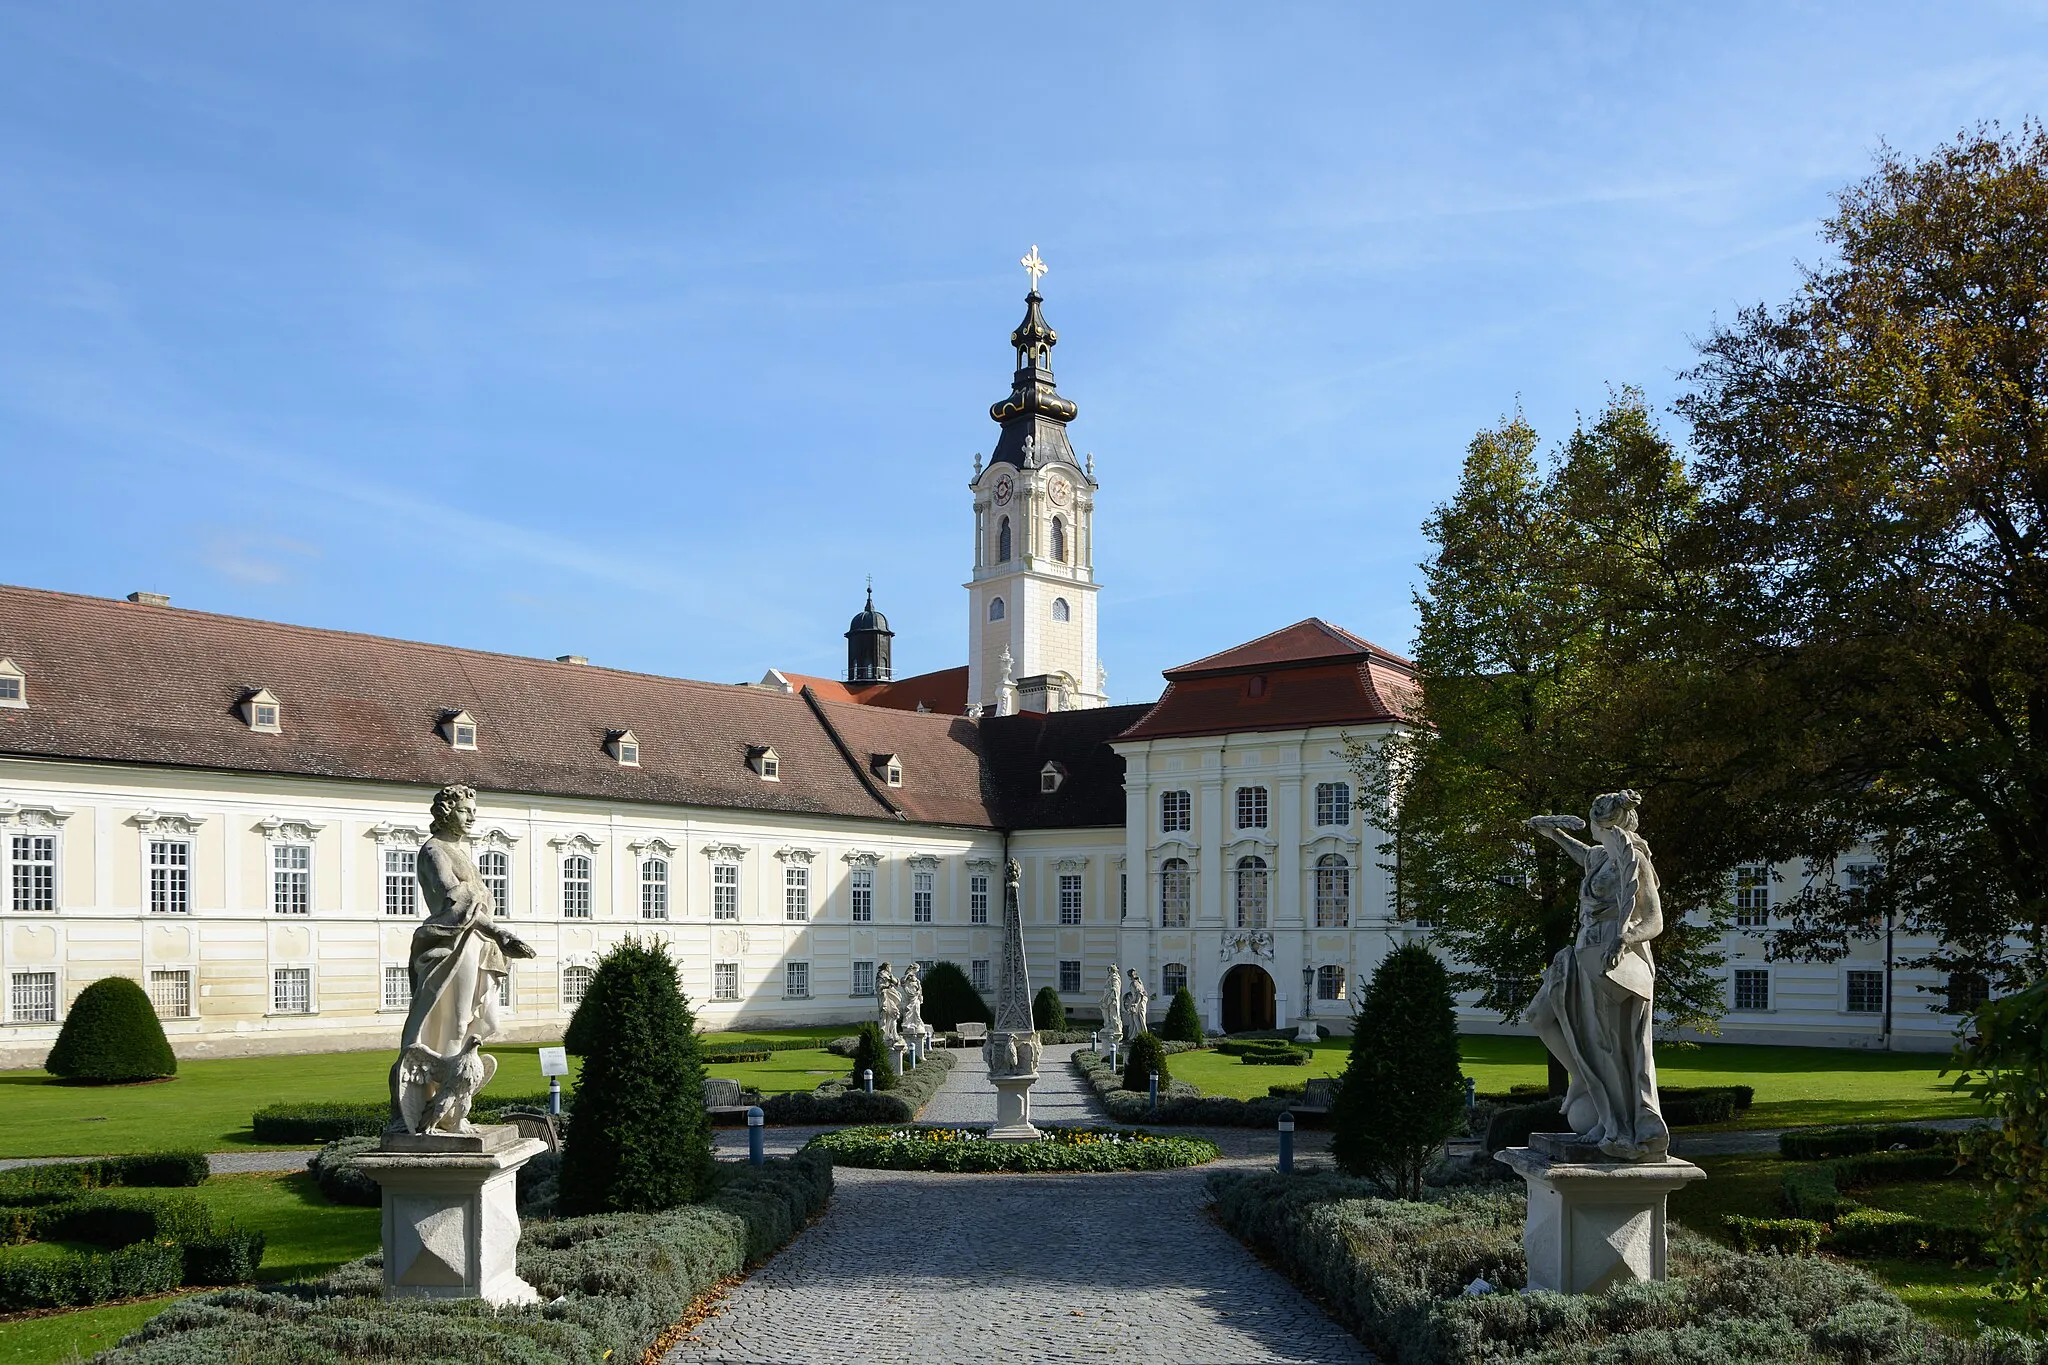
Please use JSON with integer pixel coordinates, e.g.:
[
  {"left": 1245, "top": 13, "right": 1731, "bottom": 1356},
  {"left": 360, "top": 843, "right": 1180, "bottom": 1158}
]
[
  {"left": 557, "top": 938, "right": 712, "bottom": 1215},
  {"left": 45, "top": 976, "right": 177, "bottom": 1083},
  {"left": 850, "top": 1019, "right": 897, "bottom": 1091},
  {"left": 920, "top": 962, "right": 992, "bottom": 1031},
  {"left": 1122, "top": 1032, "right": 1170, "bottom": 1093},
  {"left": 1032, "top": 985, "right": 1067, "bottom": 1031},
  {"left": 1160, "top": 987, "right": 1205, "bottom": 1044}
]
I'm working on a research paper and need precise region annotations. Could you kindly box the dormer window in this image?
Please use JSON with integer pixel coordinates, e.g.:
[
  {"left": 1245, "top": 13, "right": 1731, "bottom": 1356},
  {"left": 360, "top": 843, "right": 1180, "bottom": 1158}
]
[
  {"left": 0, "top": 658, "right": 24, "bottom": 709},
  {"left": 750, "top": 746, "right": 780, "bottom": 781},
  {"left": 871, "top": 753, "right": 903, "bottom": 788},
  {"left": 443, "top": 710, "right": 479, "bottom": 751},
  {"left": 241, "top": 687, "right": 281, "bottom": 734},
  {"left": 609, "top": 729, "right": 641, "bottom": 767},
  {"left": 1040, "top": 761, "right": 1067, "bottom": 794}
]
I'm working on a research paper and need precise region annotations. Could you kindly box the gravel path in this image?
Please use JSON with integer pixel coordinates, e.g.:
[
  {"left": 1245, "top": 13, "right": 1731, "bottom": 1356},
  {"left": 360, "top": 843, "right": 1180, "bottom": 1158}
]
[{"left": 0, "top": 1150, "right": 317, "bottom": 1174}]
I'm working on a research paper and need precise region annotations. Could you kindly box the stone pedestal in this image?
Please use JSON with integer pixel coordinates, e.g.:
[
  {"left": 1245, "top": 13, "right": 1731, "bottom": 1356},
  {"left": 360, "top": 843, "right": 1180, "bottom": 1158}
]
[
  {"left": 989, "top": 1072, "right": 1041, "bottom": 1141},
  {"left": 1293, "top": 1017, "right": 1320, "bottom": 1044},
  {"left": 1495, "top": 1133, "right": 1705, "bottom": 1295},
  {"left": 356, "top": 1124, "right": 547, "bottom": 1307}
]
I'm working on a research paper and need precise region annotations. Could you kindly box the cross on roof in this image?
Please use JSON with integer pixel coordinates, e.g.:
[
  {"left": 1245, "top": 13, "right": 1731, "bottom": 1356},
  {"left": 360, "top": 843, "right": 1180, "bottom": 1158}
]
[{"left": 1020, "top": 244, "right": 1047, "bottom": 293}]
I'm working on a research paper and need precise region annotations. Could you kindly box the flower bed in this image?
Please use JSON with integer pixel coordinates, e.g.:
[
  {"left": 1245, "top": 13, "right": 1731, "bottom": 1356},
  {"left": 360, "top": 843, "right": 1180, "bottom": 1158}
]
[{"left": 806, "top": 1124, "right": 1218, "bottom": 1172}]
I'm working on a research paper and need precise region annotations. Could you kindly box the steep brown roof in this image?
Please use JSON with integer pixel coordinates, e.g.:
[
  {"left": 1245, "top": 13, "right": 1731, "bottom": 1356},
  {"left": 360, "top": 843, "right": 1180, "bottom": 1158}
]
[
  {"left": 773, "top": 666, "right": 970, "bottom": 716},
  {"left": 804, "top": 694, "right": 1001, "bottom": 827},
  {"left": 981, "top": 705, "right": 1151, "bottom": 828},
  {"left": 0, "top": 584, "right": 980, "bottom": 825},
  {"left": 1117, "top": 618, "right": 1417, "bottom": 741}
]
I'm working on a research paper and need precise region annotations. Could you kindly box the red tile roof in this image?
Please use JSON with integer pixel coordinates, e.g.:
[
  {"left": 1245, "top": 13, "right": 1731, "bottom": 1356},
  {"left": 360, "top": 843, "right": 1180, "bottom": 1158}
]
[
  {"left": 769, "top": 666, "right": 970, "bottom": 716},
  {"left": 1118, "top": 618, "right": 1416, "bottom": 741}
]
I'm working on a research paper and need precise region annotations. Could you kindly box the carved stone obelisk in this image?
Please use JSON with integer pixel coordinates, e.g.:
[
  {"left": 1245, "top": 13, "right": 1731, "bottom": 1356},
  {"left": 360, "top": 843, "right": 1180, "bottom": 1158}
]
[{"left": 982, "top": 859, "right": 1042, "bottom": 1141}]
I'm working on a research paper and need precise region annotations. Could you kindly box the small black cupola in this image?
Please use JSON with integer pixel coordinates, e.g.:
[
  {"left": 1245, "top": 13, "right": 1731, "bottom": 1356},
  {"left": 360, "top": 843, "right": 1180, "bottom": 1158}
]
[{"left": 845, "top": 581, "right": 894, "bottom": 684}]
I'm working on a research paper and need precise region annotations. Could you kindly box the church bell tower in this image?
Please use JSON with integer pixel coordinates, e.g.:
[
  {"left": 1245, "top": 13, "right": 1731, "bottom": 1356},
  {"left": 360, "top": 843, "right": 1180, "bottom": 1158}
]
[{"left": 966, "top": 248, "right": 1104, "bottom": 714}]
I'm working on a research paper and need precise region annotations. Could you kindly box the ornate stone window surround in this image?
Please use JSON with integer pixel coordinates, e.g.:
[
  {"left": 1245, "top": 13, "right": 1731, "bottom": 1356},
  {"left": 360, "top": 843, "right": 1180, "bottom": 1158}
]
[
  {"left": 548, "top": 832, "right": 602, "bottom": 919},
  {"left": 368, "top": 821, "right": 429, "bottom": 918},
  {"left": 131, "top": 809, "right": 205, "bottom": 916},
  {"left": 257, "top": 815, "right": 325, "bottom": 917},
  {"left": 628, "top": 836, "right": 677, "bottom": 921},
  {"left": 3, "top": 803, "right": 73, "bottom": 916}
]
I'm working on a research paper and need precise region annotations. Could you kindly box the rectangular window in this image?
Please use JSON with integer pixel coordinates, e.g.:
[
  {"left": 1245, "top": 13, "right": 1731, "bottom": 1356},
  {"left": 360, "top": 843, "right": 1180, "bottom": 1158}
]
[
  {"left": 1845, "top": 969, "right": 1884, "bottom": 1015},
  {"left": 1946, "top": 971, "right": 1990, "bottom": 1014},
  {"left": 1733, "top": 864, "right": 1771, "bottom": 928},
  {"left": 149, "top": 969, "right": 191, "bottom": 1020},
  {"left": 1058, "top": 959, "right": 1082, "bottom": 994},
  {"left": 1120, "top": 873, "right": 1127, "bottom": 920},
  {"left": 713, "top": 962, "right": 740, "bottom": 1001},
  {"left": 641, "top": 858, "right": 669, "bottom": 920},
  {"left": 785, "top": 961, "right": 810, "bottom": 998},
  {"left": 272, "top": 967, "right": 312, "bottom": 1015},
  {"left": 563, "top": 965, "right": 594, "bottom": 1005},
  {"left": 1732, "top": 968, "right": 1770, "bottom": 1012},
  {"left": 1317, "top": 964, "right": 1347, "bottom": 1002},
  {"left": 713, "top": 863, "right": 739, "bottom": 919},
  {"left": 970, "top": 959, "right": 990, "bottom": 992},
  {"left": 852, "top": 960, "right": 875, "bottom": 997},
  {"left": 913, "top": 868, "right": 934, "bottom": 923},
  {"left": 271, "top": 844, "right": 311, "bottom": 916},
  {"left": 10, "top": 970, "right": 57, "bottom": 1023},
  {"left": 11, "top": 834, "right": 56, "bottom": 912},
  {"left": 1160, "top": 860, "right": 1191, "bottom": 928},
  {"left": 148, "top": 840, "right": 191, "bottom": 915},
  {"left": 1161, "top": 790, "right": 1192, "bottom": 832},
  {"left": 1162, "top": 963, "right": 1188, "bottom": 997},
  {"left": 1315, "top": 782, "right": 1352, "bottom": 828},
  {"left": 784, "top": 867, "right": 810, "bottom": 922},
  {"left": 969, "top": 873, "right": 989, "bottom": 924},
  {"left": 383, "top": 965, "right": 412, "bottom": 1011},
  {"left": 478, "top": 849, "right": 511, "bottom": 917},
  {"left": 383, "top": 846, "right": 418, "bottom": 916},
  {"left": 561, "top": 855, "right": 592, "bottom": 919},
  {"left": 1058, "top": 873, "right": 1082, "bottom": 925},
  {"left": 850, "top": 866, "right": 874, "bottom": 922},
  {"left": 1315, "top": 857, "right": 1351, "bottom": 928},
  {"left": 497, "top": 973, "right": 511, "bottom": 1008},
  {"left": 1235, "top": 786, "right": 1269, "bottom": 830}
]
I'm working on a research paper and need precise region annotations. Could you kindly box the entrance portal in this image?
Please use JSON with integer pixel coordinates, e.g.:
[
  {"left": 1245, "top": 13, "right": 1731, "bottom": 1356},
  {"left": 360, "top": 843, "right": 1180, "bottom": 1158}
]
[{"left": 1219, "top": 964, "right": 1276, "bottom": 1033}]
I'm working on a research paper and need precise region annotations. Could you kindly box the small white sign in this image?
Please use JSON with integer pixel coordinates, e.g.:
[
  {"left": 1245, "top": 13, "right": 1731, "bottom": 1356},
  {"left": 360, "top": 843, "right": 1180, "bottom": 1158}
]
[{"left": 538, "top": 1046, "right": 569, "bottom": 1077}]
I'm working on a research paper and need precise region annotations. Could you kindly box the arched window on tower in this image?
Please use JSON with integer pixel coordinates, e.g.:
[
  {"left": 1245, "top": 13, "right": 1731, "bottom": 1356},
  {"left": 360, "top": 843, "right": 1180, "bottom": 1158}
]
[
  {"left": 1052, "top": 597, "right": 1070, "bottom": 622},
  {"left": 998, "top": 517, "right": 1012, "bottom": 562},
  {"left": 1050, "top": 516, "right": 1066, "bottom": 561},
  {"left": 989, "top": 597, "right": 1005, "bottom": 622}
]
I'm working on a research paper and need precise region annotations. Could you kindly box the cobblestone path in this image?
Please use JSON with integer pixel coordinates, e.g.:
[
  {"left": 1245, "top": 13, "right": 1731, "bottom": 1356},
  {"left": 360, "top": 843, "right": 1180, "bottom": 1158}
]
[{"left": 671, "top": 1046, "right": 1372, "bottom": 1365}]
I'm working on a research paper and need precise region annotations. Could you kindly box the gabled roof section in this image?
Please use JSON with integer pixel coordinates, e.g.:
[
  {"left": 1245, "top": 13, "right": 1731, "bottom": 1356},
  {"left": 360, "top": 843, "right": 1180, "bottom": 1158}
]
[
  {"left": 1119, "top": 618, "right": 1417, "bottom": 742},
  {"left": 764, "top": 666, "right": 970, "bottom": 717},
  {"left": 981, "top": 704, "right": 1150, "bottom": 828}
]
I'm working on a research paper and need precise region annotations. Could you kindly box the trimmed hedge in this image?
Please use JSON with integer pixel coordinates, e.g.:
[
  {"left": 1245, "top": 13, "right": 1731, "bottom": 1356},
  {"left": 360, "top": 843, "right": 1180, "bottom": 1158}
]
[
  {"left": 704, "top": 1049, "right": 770, "bottom": 1064},
  {"left": 806, "top": 1125, "right": 1219, "bottom": 1173},
  {"left": 1771, "top": 1142, "right": 1990, "bottom": 1265},
  {"left": 0, "top": 1152, "right": 209, "bottom": 1202},
  {"left": 1073, "top": 1049, "right": 1311, "bottom": 1128},
  {"left": 1723, "top": 1214, "right": 1826, "bottom": 1256},
  {"left": 1208, "top": 1169, "right": 2039, "bottom": 1364},
  {"left": 0, "top": 1184, "right": 266, "bottom": 1310},
  {"left": 702, "top": 1037, "right": 842, "bottom": 1059},
  {"left": 45, "top": 976, "right": 178, "bottom": 1083},
  {"left": 94, "top": 1151, "right": 835, "bottom": 1365},
  {"left": 1780, "top": 1125, "right": 1949, "bottom": 1161},
  {"left": 306, "top": 1137, "right": 382, "bottom": 1207},
  {"left": 758, "top": 1047, "right": 955, "bottom": 1125},
  {"left": 252, "top": 1093, "right": 563, "bottom": 1144}
]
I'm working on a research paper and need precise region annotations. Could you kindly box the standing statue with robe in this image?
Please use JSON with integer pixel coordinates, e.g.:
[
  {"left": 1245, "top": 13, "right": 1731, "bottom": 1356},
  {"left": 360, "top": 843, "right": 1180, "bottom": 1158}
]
[
  {"left": 1099, "top": 965, "right": 1124, "bottom": 1048},
  {"left": 1122, "top": 968, "right": 1151, "bottom": 1041},
  {"left": 1524, "top": 789, "right": 1670, "bottom": 1162}
]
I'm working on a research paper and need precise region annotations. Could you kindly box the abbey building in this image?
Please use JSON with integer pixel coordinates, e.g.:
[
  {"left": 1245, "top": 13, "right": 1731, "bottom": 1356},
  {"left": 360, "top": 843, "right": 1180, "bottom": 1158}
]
[{"left": 0, "top": 278, "right": 1967, "bottom": 1064}]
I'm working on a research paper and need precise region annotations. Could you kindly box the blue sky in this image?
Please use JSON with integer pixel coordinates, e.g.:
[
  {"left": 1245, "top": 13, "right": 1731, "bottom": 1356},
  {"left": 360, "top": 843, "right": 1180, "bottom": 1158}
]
[{"left": 3, "top": 5, "right": 2044, "bottom": 701}]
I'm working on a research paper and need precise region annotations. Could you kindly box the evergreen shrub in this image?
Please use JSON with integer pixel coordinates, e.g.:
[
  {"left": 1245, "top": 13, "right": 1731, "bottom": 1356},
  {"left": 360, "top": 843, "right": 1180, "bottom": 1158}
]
[
  {"left": 849, "top": 1020, "right": 897, "bottom": 1091},
  {"left": 919, "top": 961, "right": 993, "bottom": 1030},
  {"left": 1033, "top": 985, "right": 1067, "bottom": 1031},
  {"left": 306, "top": 1137, "right": 382, "bottom": 1207},
  {"left": 557, "top": 938, "right": 713, "bottom": 1215},
  {"left": 1483, "top": 1098, "right": 1565, "bottom": 1155},
  {"left": 809, "top": 1125, "right": 1218, "bottom": 1172},
  {"left": 1331, "top": 943, "right": 1467, "bottom": 1198},
  {"left": 1779, "top": 1124, "right": 1947, "bottom": 1161},
  {"left": 1122, "top": 1032, "right": 1170, "bottom": 1093},
  {"left": 44, "top": 977, "right": 177, "bottom": 1083},
  {"left": 759, "top": 1048, "right": 953, "bottom": 1126},
  {"left": 1721, "top": 1214, "right": 1825, "bottom": 1256},
  {"left": 1160, "top": 987, "right": 1205, "bottom": 1044}
]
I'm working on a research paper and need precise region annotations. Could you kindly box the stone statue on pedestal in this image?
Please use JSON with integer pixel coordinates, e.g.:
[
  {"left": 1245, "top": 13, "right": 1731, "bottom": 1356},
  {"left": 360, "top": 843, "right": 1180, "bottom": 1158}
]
[
  {"left": 899, "top": 962, "right": 930, "bottom": 1050},
  {"left": 1098, "top": 966, "right": 1124, "bottom": 1048},
  {"left": 982, "top": 859, "right": 1042, "bottom": 1139},
  {"left": 876, "top": 962, "right": 902, "bottom": 1045},
  {"left": 1121, "top": 968, "right": 1150, "bottom": 1041}
]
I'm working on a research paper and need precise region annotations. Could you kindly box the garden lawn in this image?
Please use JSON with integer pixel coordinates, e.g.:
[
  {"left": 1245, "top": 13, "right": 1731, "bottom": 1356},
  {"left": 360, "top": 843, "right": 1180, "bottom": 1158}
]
[
  {"left": 701, "top": 1047, "right": 845, "bottom": 1097},
  {"left": 0, "top": 1170, "right": 379, "bottom": 1365}
]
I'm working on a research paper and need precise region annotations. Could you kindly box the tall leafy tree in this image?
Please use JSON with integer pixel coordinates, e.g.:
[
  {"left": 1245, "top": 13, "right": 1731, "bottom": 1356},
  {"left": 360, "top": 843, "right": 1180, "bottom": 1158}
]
[{"left": 1680, "top": 122, "right": 2048, "bottom": 990}]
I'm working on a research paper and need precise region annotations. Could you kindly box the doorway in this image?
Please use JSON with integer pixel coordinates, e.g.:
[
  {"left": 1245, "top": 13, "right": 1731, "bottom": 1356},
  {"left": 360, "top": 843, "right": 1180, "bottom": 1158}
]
[{"left": 1219, "top": 963, "right": 1276, "bottom": 1033}]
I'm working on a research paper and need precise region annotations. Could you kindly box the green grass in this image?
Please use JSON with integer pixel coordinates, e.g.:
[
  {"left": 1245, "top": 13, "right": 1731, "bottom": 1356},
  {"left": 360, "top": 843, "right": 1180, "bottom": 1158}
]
[
  {"left": 699, "top": 1025, "right": 861, "bottom": 1045},
  {"left": 0, "top": 1170, "right": 380, "bottom": 1364},
  {"left": 702, "top": 1047, "right": 846, "bottom": 1096}
]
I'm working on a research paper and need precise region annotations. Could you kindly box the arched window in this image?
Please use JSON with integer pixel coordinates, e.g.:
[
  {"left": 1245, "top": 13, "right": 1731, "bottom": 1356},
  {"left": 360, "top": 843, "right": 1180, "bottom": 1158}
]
[
  {"left": 989, "top": 597, "right": 1006, "bottom": 622},
  {"left": 1315, "top": 853, "right": 1350, "bottom": 928},
  {"left": 640, "top": 857, "right": 669, "bottom": 920},
  {"left": 562, "top": 964, "right": 594, "bottom": 1006},
  {"left": 1050, "top": 516, "right": 1066, "bottom": 561},
  {"left": 1051, "top": 597, "right": 1070, "bottom": 622},
  {"left": 1235, "top": 856, "right": 1268, "bottom": 929},
  {"left": 998, "top": 517, "right": 1012, "bottom": 562},
  {"left": 1160, "top": 857, "right": 1191, "bottom": 928},
  {"left": 561, "top": 854, "right": 592, "bottom": 919}
]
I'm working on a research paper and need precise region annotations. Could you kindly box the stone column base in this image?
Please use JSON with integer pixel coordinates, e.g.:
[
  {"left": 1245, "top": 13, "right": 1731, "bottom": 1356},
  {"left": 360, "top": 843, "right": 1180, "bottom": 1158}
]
[
  {"left": 1293, "top": 1017, "right": 1320, "bottom": 1044},
  {"left": 356, "top": 1125, "right": 548, "bottom": 1306},
  {"left": 988, "top": 1074, "right": 1042, "bottom": 1141},
  {"left": 1495, "top": 1133, "right": 1705, "bottom": 1295}
]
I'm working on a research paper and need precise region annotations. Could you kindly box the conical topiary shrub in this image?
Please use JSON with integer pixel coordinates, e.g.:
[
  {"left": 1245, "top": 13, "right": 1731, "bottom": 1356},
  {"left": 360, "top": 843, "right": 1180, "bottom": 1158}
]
[
  {"left": 1160, "top": 987, "right": 1205, "bottom": 1045},
  {"left": 1331, "top": 942, "right": 1467, "bottom": 1199},
  {"left": 1122, "top": 1032, "right": 1170, "bottom": 1094},
  {"left": 557, "top": 939, "right": 712, "bottom": 1215},
  {"left": 45, "top": 977, "right": 177, "bottom": 1084},
  {"left": 849, "top": 1020, "right": 897, "bottom": 1090},
  {"left": 919, "top": 962, "right": 992, "bottom": 1031},
  {"left": 1033, "top": 985, "right": 1067, "bottom": 1031}
]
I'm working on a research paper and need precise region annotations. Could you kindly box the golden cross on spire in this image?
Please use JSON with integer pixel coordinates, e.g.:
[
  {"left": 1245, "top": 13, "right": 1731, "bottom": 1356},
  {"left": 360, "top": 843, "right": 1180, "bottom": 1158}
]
[{"left": 1020, "top": 244, "right": 1047, "bottom": 294}]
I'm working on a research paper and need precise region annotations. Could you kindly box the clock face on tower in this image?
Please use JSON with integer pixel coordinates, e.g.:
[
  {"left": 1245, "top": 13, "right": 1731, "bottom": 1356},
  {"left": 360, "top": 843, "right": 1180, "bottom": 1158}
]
[
  {"left": 994, "top": 475, "right": 1013, "bottom": 506},
  {"left": 1048, "top": 475, "right": 1070, "bottom": 507}
]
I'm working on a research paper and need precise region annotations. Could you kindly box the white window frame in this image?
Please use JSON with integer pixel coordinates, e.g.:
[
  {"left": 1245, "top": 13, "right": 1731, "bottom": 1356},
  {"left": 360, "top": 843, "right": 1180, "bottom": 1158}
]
[
  {"left": 383, "top": 845, "right": 421, "bottom": 917},
  {"left": 1040, "top": 762, "right": 1065, "bottom": 793},
  {"left": 1733, "top": 864, "right": 1771, "bottom": 928},
  {"left": 1315, "top": 853, "right": 1350, "bottom": 928},
  {"left": 444, "top": 709, "right": 479, "bottom": 751},
  {"left": 969, "top": 872, "right": 990, "bottom": 924},
  {"left": 8, "top": 817, "right": 65, "bottom": 914},
  {"left": 1314, "top": 781, "right": 1351, "bottom": 828},
  {"left": 1160, "top": 858, "right": 1191, "bottom": 928},
  {"left": 784, "top": 865, "right": 810, "bottom": 923},
  {"left": 912, "top": 866, "right": 934, "bottom": 923},
  {"left": 713, "top": 962, "right": 740, "bottom": 1002},
  {"left": 1058, "top": 873, "right": 1082, "bottom": 926},
  {"left": 1058, "top": 959, "right": 1082, "bottom": 994},
  {"left": 1235, "top": 856, "right": 1269, "bottom": 929},
  {"left": 271, "top": 842, "right": 312, "bottom": 917},
  {"left": 1161, "top": 789, "right": 1192, "bottom": 833},
  {"left": 0, "top": 658, "right": 25, "bottom": 709},
  {"left": 383, "top": 965, "right": 412, "bottom": 1012},
  {"left": 148, "top": 838, "right": 193, "bottom": 916},
  {"left": 1235, "top": 786, "right": 1269, "bottom": 830},
  {"left": 1051, "top": 595, "right": 1070, "bottom": 621},
  {"left": 850, "top": 865, "right": 874, "bottom": 922},
  {"left": 970, "top": 959, "right": 991, "bottom": 993},
  {"left": 852, "top": 959, "right": 876, "bottom": 997},
  {"left": 242, "top": 687, "right": 282, "bottom": 734},
  {"left": 1731, "top": 967, "right": 1771, "bottom": 1013},
  {"left": 149, "top": 968, "right": 192, "bottom": 1020},
  {"left": 1050, "top": 516, "right": 1066, "bottom": 563},
  {"left": 1844, "top": 968, "right": 1885, "bottom": 1015},
  {"left": 258, "top": 817, "right": 323, "bottom": 918},
  {"left": 1162, "top": 962, "right": 1189, "bottom": 998},
  {"left": 784, "top": 960, "right": 811, "bottom": 999},
  {"left": 562, "top": 964, "right": 595, "bottom": 1006},
  {"left": 477, "top": 848, "right": 512, "bottom": 918},
  {"left": 271, "top": 966, "right": 313, "bottom": 1016},
  {"left": 640, "top": 856, "right": 670, "bottom": 920},
  {"left": 712, "top": 861, "right": 740, "bottom": 920},
  {"left": 610, "top": 730, "right": 641, "bottom": 767},
  {"left": 1317, "top": 964, "right": 1347, "bottom": 1002},
  {"left": 10, "top": 969, "right": 58, "bottom": 1023}
]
